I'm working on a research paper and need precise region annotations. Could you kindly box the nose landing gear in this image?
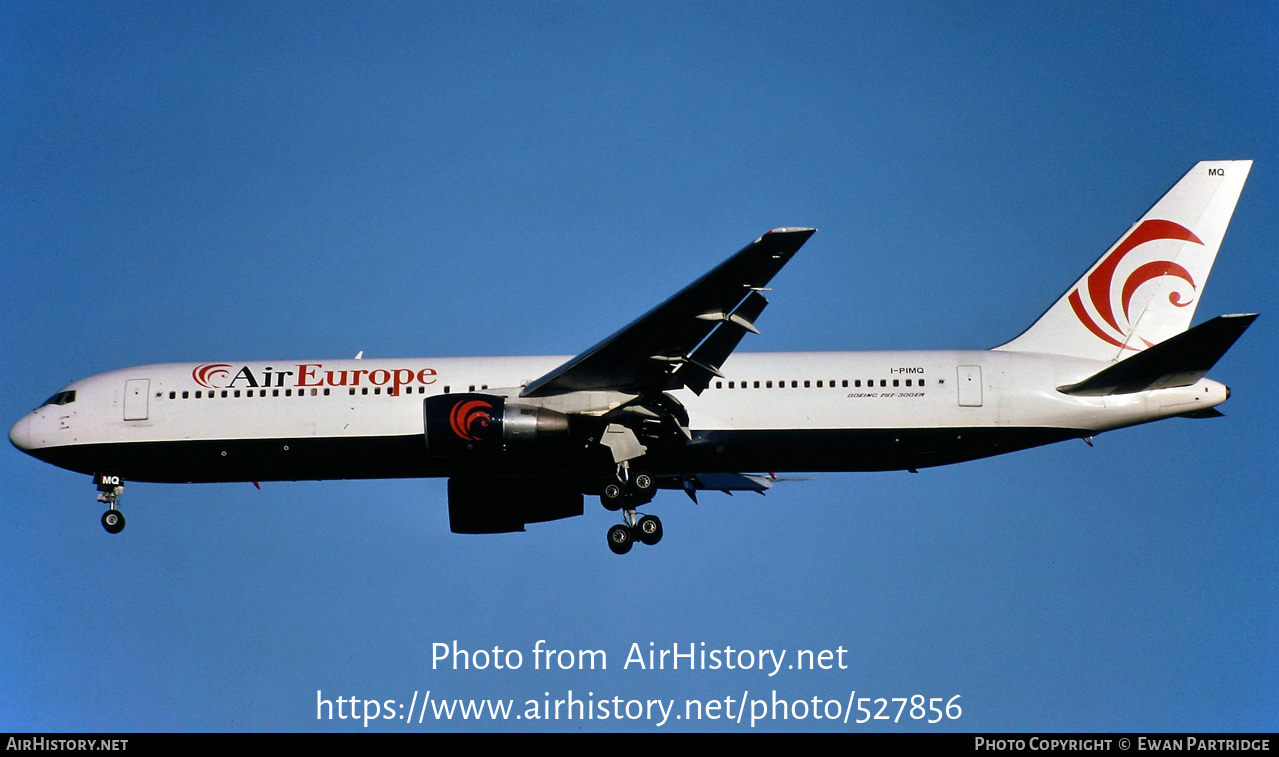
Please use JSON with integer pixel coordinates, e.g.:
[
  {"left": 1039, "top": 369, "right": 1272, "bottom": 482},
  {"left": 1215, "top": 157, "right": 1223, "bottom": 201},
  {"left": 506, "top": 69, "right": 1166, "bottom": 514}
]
[
  {"left": 101, "top": 509, "right": 125, "bottom": 534},
  {"left": 94, "top": 473, "right": 125, "bottom": 534}
]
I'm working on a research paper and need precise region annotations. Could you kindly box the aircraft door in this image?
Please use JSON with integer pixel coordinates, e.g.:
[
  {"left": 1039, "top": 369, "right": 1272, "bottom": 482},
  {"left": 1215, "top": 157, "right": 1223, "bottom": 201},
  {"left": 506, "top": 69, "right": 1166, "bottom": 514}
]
[
  {"left": 956, "top": 365, "right": 983, "bottom": 407},
  {"left": 123, "top": 379, "right": 149, "bottom": 421}
]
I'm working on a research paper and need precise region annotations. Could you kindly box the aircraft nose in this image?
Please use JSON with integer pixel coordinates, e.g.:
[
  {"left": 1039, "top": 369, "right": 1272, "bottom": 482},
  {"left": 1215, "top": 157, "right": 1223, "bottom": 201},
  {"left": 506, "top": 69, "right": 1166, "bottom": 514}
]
[{"left": 9, "top": 415, "right": 31, "bottom": 451}]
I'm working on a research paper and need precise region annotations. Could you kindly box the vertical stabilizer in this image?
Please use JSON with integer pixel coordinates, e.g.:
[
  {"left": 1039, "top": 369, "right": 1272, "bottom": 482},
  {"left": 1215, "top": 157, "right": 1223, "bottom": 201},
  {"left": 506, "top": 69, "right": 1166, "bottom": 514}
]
[{"left": 995, "top": 161, "right": 1252, "bottom": 362}]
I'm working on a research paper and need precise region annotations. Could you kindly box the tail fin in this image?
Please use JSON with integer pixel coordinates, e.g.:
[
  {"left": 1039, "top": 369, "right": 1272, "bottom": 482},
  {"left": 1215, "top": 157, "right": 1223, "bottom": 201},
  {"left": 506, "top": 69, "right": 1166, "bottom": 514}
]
[{"left": 995, "top": 160, "right": 1252, "bottom": 362}]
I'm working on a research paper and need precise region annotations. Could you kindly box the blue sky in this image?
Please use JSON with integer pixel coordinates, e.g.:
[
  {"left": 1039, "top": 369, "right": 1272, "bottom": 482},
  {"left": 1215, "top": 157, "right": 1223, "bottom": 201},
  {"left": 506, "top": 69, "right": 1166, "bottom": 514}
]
[{"left": 2, "top": 1, "right": 1275, "bottom": 732}]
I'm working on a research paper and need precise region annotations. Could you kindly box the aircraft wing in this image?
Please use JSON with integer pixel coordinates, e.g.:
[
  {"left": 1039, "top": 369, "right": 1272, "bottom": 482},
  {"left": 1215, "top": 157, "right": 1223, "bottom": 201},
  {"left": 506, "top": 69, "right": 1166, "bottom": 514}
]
[{"left": 521, "top": 227, "right": 817, "bottom": 397}]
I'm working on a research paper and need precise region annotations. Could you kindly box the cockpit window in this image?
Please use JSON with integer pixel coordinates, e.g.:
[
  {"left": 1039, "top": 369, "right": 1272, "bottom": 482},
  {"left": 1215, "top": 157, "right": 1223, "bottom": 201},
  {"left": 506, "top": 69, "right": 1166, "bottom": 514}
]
[{"left": 40, "top": 391, "right": 76, "bottom": 407}]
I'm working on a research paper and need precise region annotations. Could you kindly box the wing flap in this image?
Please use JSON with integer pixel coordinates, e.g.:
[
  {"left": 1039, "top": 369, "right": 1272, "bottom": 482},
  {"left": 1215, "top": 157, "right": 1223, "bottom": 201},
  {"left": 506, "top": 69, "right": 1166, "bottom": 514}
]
[{"left": 677, "top": 290, "right": 770, "bottom": 394}]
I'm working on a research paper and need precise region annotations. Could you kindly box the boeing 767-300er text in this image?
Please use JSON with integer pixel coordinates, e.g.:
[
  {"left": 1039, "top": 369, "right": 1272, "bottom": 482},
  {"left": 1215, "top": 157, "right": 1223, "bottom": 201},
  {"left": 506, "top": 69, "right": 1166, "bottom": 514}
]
[{"left": 9, "top": 161, "right": 1256, "bottom": 553}]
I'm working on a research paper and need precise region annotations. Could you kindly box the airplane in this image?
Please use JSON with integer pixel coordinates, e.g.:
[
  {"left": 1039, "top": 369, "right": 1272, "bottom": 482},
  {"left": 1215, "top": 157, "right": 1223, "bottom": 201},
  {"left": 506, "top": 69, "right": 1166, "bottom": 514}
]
[{"left": 9, "top": 160, "right": 1256, "bottom": 554}]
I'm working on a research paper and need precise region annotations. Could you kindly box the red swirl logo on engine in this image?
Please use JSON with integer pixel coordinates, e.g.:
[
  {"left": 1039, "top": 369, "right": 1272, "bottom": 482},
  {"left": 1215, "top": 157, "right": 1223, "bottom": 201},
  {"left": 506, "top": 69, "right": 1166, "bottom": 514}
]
[
  {"left": 449, "top": 399, "right": 494, "bottom": 442},
  {"left": 192, "top": 363, "right": 234, "bottom": 389},
  {"left": 1069, "top": 219, "right": 1203, "bottom": 350}
]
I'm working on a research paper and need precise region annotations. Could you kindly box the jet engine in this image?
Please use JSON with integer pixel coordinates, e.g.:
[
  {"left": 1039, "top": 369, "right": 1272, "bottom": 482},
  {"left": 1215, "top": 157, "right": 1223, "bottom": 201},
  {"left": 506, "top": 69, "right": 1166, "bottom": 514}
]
[{"left": 424, "top": 393, "right": 570, "bottom": 456}]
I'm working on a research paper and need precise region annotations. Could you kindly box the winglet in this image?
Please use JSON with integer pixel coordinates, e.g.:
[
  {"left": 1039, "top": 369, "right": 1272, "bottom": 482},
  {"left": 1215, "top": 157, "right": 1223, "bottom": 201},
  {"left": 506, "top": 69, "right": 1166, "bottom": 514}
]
[{"left": 761, "top": 226, "right": 818, "bottom": 239}]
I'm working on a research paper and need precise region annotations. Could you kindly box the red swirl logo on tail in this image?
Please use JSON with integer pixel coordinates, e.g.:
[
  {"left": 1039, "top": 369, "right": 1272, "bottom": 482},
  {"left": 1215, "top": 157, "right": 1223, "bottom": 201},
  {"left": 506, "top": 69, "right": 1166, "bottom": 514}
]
[
  {"left": 1069, "top": 219, "right": 1203, "bottom": 350},
  {"left": 192, "top": 363, "right": 233, "bottom": 388},
  {"left": 449, "top": 399, "right": 494, "bottom": 442}
]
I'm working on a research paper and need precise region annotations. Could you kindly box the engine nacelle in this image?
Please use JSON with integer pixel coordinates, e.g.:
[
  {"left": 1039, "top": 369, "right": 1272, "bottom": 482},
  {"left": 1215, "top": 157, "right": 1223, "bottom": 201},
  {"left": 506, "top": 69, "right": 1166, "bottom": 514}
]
[
  {"left": 448, "top": 477, "right": 584, "bottom": 533},
  {"left": 424, "top": 393, "right": 570, "bottom": 456}
]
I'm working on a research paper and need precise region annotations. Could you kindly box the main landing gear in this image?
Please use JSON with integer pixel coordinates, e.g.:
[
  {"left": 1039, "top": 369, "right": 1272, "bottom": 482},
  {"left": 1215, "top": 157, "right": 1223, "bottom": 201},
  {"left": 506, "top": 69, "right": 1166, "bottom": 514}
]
[
  {"left": 599, "top": 467, "right": 655, "bottom": 511},
  {"left": 607, "top": 510, "right": 663, "bottom": 555},
  {"left": 601, "top": 466, "right": 662, "bottom": 554},
  {"left": 94, "top": 473, "right": 126, "bottom": 534}
]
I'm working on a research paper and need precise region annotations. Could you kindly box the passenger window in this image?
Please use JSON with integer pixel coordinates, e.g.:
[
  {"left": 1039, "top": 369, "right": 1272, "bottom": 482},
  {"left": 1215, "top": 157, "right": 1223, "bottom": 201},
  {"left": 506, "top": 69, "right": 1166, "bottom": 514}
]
[
  {"left": 753, "top": 381, "right": 760, "bottom": 388},
  {"left": 893, "top": 379, "right": 899, "bottom": 387}
]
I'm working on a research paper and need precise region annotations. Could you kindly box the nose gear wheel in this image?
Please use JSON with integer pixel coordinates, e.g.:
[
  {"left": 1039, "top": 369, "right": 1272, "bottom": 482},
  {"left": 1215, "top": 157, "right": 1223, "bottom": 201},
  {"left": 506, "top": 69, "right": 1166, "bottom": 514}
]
[{"left": 94, "top": 474, "right": 126, "bottom": 534}]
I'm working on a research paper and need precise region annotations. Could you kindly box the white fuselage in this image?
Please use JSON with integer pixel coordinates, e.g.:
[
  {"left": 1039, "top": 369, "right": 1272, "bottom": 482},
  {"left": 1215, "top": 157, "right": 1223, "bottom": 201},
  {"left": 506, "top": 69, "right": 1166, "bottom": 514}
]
[{"left": 10, "top": 349, "right": 1228, "bottom": 484}]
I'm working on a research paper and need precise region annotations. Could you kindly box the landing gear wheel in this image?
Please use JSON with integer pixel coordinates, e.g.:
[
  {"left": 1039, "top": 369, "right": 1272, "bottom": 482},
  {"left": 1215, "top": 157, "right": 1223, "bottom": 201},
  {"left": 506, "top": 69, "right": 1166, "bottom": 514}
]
[
  {"left": 101, "top": 509, "right": 125, "bottom": 534},
  {"left": 635, "top": 514, "right": 663, "bottom": 546},
  {"left": 631, "top": 471, "right": 655, "bottom": 494},
  {"left": 94, "top": 474, "right": 126, "bottom": 532},
  {"left": 606, "top": 524, "right": 634, "bottom": 555},
  {"left": 600, "top": 483, "right": 625, "bottom": 511}
]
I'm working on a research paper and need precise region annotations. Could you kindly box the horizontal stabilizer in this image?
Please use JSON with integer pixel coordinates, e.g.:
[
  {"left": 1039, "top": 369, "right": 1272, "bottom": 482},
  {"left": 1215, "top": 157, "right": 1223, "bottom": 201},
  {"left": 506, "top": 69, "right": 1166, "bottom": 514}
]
[
  {"left": 683, "top": 472, "right": 776, "bottom": 494},
  {"left": 677, "top": 472, "right": 814, "bottom": 502},
  {"left": 1178, "top": 407, "right": 1225, "bottom": 419},
  {"left": 1057, "top": 313, "right": 1257, "bottom": 396}
]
